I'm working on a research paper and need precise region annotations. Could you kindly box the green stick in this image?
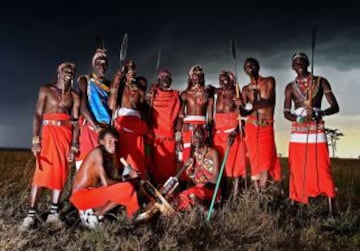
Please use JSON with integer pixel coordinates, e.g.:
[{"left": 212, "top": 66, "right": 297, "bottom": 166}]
[{"left": 206, "top": 144, "right": 230, "bottom": 222}]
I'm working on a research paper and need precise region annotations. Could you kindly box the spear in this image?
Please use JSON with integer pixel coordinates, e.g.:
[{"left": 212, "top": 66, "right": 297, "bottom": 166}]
[
  {"left": 111, "top": 33, "right": 128, "bottom": 125},
  {"left": 153, "top": 49, "right": 161, "bottom": 82},
  {"left": 231, "top": 38, "right": 247, "bottom": 190},
  {"left": 308, "top": 24, "right": 317, "bottom": 112},
  {"left": 119, "top": 33, "right": 128, "bottom": 68},
  {"left": 148, "top": 49, "right": 161, "bottom": 115},
  {"left": 231, "top": 39, "right": 241, "bottom": 99},
  {"left": 301, "top": 24, "right": 317, "bottom": 206},
  {"left": 207, "top": 143, "right": 230, "bottom": 222}
]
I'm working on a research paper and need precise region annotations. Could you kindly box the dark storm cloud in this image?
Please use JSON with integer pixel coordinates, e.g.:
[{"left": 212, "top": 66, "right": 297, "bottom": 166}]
[{"left": 0, "top": 0, "right": 359, "bottom": 147}]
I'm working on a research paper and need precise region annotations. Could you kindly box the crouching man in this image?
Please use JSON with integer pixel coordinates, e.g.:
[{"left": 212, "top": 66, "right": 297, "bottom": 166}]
[
  {"left": 70, "top": 127, "right": 140, "bottom": 228},
  {"left": 177, "top": 125, "right": 220, "bottom": 211}
]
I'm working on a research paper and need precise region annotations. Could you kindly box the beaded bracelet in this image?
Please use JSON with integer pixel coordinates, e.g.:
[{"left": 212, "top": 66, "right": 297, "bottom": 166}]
[
  {"left": 110, "top": 87, "right": 118, "bottom": 94},
  {"left": 32, "top": 136, "right": 41, "bottom": 144},
  {"left": 175, "top": 131, "right": 182, "bottom": 142},
  {"left": 296, "top": 116, "right": 305, "bottom": 123},
  {"left": 244, "top": 102, "right": 253, "bottom": 111},
  {"left": 71, "top": 143, "right": 79, "bottom": 153}
]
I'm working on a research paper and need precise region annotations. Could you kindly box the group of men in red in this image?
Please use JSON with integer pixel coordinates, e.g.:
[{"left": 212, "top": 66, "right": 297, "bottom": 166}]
[{"left": 20, "top": 48, "right": 339, "bottom": 230}]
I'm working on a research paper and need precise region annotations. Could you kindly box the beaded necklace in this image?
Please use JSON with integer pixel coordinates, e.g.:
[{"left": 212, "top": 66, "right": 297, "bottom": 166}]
[
  {"left": 193, "top": 145, "right": 208, "bottom": 167},
  {"left": 292, "top": 75, "right": 320, "bottom": 105}
]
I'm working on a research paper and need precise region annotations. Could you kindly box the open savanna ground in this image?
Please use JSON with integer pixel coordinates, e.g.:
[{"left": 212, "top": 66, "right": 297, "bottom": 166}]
[{"left": 0, "top": 150, "right": 359, "bottom": 250}]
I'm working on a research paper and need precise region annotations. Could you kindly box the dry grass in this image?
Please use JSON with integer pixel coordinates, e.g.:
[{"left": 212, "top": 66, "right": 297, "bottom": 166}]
[{"left": 0, "top": 150, "right": 359, "bottom": 250}]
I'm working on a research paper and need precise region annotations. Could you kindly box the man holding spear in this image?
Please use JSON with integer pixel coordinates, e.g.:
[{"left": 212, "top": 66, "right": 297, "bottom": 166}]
[
  {"left": 242, "top": 58, "right": 281, "bottom": 193},
  {"left": 212, "top": 70, "right": 247, "bottom": 199},
  {"left": 284, "top": 52, "right": 339, "bottom": 215}
]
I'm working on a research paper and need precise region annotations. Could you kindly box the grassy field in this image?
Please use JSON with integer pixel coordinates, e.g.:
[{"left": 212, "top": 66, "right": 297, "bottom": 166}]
[{"left": 0, "top": 150, "right": 359, "bottom": 250}]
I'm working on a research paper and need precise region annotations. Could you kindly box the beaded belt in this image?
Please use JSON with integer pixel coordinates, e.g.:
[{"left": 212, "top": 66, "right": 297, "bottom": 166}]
[
  {"left": 291, "top": 121, "right": 324, "bottom": 133},
  {"left": 246, "top": 118, "right": 273, "bottom": 127},
  {"left": 42, "top": 120, "right": 73, "bottom": 126},
  {"left": 183, "top": 123, "right": 206, "bottom": 131}
]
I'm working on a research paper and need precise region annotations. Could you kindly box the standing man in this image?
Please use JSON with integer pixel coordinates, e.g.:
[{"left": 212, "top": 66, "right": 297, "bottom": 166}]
[
  {"left": 76, "top": 48, "right": 111, "bottom": 170},
  {"left": 21, "top": 62, "right": 80, "bottom": 229},
  {"left": 112, "top": 65, "right": 149, "bottom": 179},
  {"left": 242, "top": 58, "right": 281, "bottom": 193},
  {"left": 177, "top": 126, "right": 220, "bottom": 211},
  {"left": 70, "top": 127, "right": 140, "bottom": 228},
  {"left": 212, "top": 71, "right": 247, "bottom": 199},
  {"left": 109, "top": 59, "right": 137, "bottom": 113},
  {"left": 146, "top": 69, "right": 181, "bottom": 186},
  {"left": 284, "top": 52, "right": 339, "bottom": 215},
  {"left": 176, "top": 65, "right": 214, "bottom": 185}
]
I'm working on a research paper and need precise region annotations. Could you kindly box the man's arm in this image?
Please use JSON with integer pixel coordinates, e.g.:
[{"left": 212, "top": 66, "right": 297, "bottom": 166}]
[
  {"left": 320, "top": 78, "right": 340, "bottom": 116},
  {"left": 206, "top": 91, "right": 214, "bottom": 137},
  {"left": 252, "top": 77, "right": 275, "bottom": 110},
  {"left": 175, "top": 92, "right": 187, "bottom": 152},
  {"left": 283, "top": 83, "right": 296, "bottom": 122},
  {"left": 68, "top": 91, "right": 81, "bottom": 161},
  {"left": 78, "top": 76, "right": 100, "bottom": 130},
  {"left": 108, "top": 70, "right": 122, "bottom": 111},
  {"left": 32, "top": 86, "right": 47, "bottom": 155},
  {"left": 176, "top": 91, "right": 186, "bottom": 131},
  {"left": 241, "top": 85, "right": 253, "bottom": 116},
  {"left": 94, "top": 151, "right": 120, "bottom": 186},
  {"left": 208, "top": 148, "right": 219, "bottom": 184}
]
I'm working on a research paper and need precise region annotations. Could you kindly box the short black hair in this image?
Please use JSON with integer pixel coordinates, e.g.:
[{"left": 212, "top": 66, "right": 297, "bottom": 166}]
[
  {"left": 136, "top": 76, "right": 148, "bottom": 92},
  {"left": 243, "top": 58, "right": 260, "bottom": 71},
  {"left": 98, "top": 127, "right": 119, "bottom": 143},
  {"left": 291, "top": 52, "right": 309, "bottom": 66}
]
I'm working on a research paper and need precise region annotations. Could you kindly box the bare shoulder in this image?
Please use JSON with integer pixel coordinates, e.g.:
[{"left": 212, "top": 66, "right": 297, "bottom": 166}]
[
  {"left": 285, "top": 81, "right": 293, "bottom": 91},
  {"left": 207, "top": 147, "right": 219, "bottom": 158},
  {"left": 317, "top": 76, "right": 332, "bottom": 91},
  {"left": 39, "top": 83, "right": 54, "bottom": 94},
  {"left": 87, "top": 147, "right": 103, "bottom": 162},
  {"left": 180, "top": 90, "right": 188, "bottom": 100},
  {"left": 71, "top": 88, "right": 80, "bottom": 98},
  {"left": 263, "top": 76, "right": 275, "bottom": 85},
  {"left": 77, "top": 75, "right": 89, "bottom": 89},
  {"left": 205, "top": 85, "right": 215, "bottom": 96}
]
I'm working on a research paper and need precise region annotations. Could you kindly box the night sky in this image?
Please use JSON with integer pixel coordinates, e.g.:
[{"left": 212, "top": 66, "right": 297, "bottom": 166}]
[{"left": 1, "top": 1, "right": 359, "bottom": 157}]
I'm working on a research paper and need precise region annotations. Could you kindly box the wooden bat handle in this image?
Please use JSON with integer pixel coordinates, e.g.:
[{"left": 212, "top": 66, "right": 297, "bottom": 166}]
[{"left": 120, "top": 157, "right": 128, "bottom": 166}]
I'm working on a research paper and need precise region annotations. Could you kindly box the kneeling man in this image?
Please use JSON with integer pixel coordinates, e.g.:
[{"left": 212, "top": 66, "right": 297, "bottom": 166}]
[{"left": 70, "top": 127, "right": 140, "bottom": 228}]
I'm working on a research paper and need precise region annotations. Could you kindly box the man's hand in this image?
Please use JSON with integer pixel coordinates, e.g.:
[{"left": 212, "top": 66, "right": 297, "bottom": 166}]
[
  {"left": 233, "top": 97, "right": 243, "bottom": 108},
  {"left": 31, "top": 143, "right": 41, "bottom": 156},
  {"left": 92, "top": 123, "right": 106, "bottom": 133},
  {"left": 312, "top": 110, "right": 322, "bottom": 122},
  {"left": 112, "top": 69, "right": 123, "bottom": 89},
  {"left": 67, "top": 149, "right": 76, "bottom": 162},
  {"left": 185, "top": 158, "right": 195, "bottom": 178},
  {"left": 68, "top": 145, "right": 79, "bottom": 162},
  {"left": 175, "top": 131, "right": 183, "bottom": 152},
  {"left": 31, "top": 136, "right": 41, "bottom": 156},
  {"left": 227, "top": 131, "right": 236, "bottom": 147}
]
